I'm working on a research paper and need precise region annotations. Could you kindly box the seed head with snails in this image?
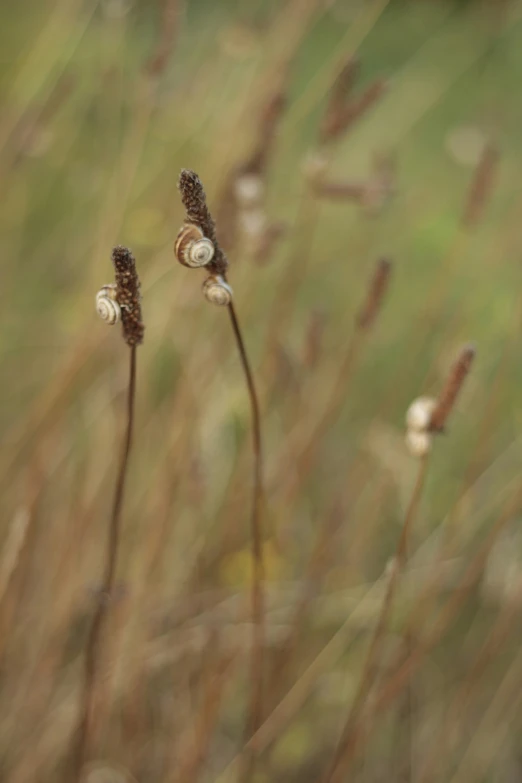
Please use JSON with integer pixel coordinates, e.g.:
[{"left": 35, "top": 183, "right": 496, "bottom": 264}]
[
  {"left": 79, "top": 246, "right": 143, "bottom": 778},
  {"left": 175, "top": 170, "right": 265, "bottom": 748}
]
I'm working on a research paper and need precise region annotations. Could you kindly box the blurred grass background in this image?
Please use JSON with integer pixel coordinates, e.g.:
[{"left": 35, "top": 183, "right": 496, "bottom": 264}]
[{"left": 2, "top": 0, "right": 522, "bottom": 781}]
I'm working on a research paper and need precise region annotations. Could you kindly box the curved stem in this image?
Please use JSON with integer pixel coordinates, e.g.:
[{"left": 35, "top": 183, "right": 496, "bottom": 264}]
[
  {"left": 73, "top": 345, "right": 137, "bottom": 779},
  {"left": 322, "top": 454, "right": 428, "bottom": 783},
  {"left": 227, "top": 303, "right": 265, "bottom": 781}
]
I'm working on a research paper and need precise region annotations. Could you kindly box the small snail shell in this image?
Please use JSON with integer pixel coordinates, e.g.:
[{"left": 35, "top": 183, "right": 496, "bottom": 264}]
[
  {"left": 202, "top": 275, "right": 233, "bottom": 306},
  {"left": 235, "top": 174, "right": 264, "bottom": 207},
  {"left": 96, "top": 284, "right": 121, "bottom": 325},
  {"left": 405, "top": 430, "right": 432, "bottom": 458},
  {"left": 175, "top": 224, "right": 215, "bottom": 268},
  {"left": 406, "top": 396, "right": 437, "bottom": 433}
]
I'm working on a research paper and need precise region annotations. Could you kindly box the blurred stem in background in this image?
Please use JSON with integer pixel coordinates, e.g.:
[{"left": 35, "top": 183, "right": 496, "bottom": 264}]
[{"left": 322, "top": 454, "right": 429, "bottom": 783}]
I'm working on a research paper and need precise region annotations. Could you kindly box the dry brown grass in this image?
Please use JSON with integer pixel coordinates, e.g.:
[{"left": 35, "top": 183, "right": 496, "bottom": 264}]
[{"left": 2, "top": 1, "right": 522, "bottom": 781}]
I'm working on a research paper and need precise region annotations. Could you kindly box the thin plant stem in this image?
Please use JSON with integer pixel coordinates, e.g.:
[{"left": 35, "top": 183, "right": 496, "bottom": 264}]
[
  {"left": 176, "top": 170, "right": 264, "bottom": 779},
  {"left": 274, "top": 257, "right": 391, "bottom": 502},
  {"left": 213, "top": 487, "right": 518, "bottom": 783},
  {"left": 73, "top": 345, "right": 137, "bottom": 780},
  {"left": 328, "top": 487, "right": 522, "bottom": 776},
  {"left": 269, "top": 327, "right": 362, "bottom": 511},
  {"left": 227, "top": 302, "right": 265, "bottom": 780},
  {"left": 263, "top": 188, "right": 320, "bottom": 373},
  {"left": 417, "top": 577, "right": 522, "bottom": 783},
  {"left": 291, "top": 329, "right": 362, "bottom": 484},
  {"left": 322, "top": 454, "right": 429, "bottom": 783},
  {"left": 177, "top": 651, "right": 237, "bottom": 783},
  {"left": 265, "top": 462, "right": 375, "bottom": 706},
  {"left": 396, "top": 556, "right": 414, "bottom": 783}
]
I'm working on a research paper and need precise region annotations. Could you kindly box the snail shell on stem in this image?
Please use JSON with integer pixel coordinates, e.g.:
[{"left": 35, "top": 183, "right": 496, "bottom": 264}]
[
  {"left": 96, "top": 284, "right": 121, "bottom": 325},
  {"left": 202, "top": 275, "right": 233, "bottom": 306},
  {"left": 174, "top": 224, "right": 215, "bottom": 268},
  {"left": 405, "top": 429, "right": 432, "bottom": 458},
  {"left": 406, "top": 396, "right": 437, "bottom": 433}
]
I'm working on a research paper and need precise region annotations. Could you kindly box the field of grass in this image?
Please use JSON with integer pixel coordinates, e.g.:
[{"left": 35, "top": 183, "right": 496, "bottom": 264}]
[{"left": 2, "top": 0, "right": 522, "bottom": 781}]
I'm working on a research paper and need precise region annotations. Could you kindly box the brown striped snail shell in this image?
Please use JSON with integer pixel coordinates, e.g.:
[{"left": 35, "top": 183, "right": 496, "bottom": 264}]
[
  {"left": 202, "top": 275, "right": 233, "bottom": 306},
  {"left": 174, "top": 224, "right": 215, "bottom": 268},
  {"left": 96, "top": 284, "right": 121, "bottom": 325}
]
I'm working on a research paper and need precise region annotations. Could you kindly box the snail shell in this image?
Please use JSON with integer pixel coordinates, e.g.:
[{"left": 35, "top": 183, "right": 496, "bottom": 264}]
[
  {"left": 96, "top": 284, "right": 121, "bottom": 325},
  {"left": 406, "top": 396, "right": 437, "bottom": 433},
  {"left": 174, "top": 224, "right": 215, "bottom": 268},
  {"left": 235, "top": 174, "right": 264, "bottom": 207},
  {"left": 405, "top": 429, "right": 432, "bottom": 458},
  {"left": 202, "top": 275, "right": 233, "bottom": 306}
]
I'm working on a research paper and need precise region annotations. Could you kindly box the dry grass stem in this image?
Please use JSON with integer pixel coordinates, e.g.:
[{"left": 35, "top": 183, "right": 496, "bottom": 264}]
[
  {"left": 227, "top": 302, "right": 265, "bottom": 742},
  {"left": 417, "top": 577, "right": 522, "bottom": 783},
  {"left": 462, "top": 143, "right": 499, "bottom": 229},
  {"left": 263, "top": 59, "right": 387, "bottom": 367},
  {"left": 145, "top": 0, "right": 182, "bottom": 77},
  {"left": 356, "top": 257, "right": 392, "bottom": 329},
  {"left": 334, "top": 488, "right": 522, "bottom": 773},
  {"left": 214, "top": 491, "right": 520, "bottom": 783},
  {"left": 325, "top": 342, "right": 476, "bottom": 781},
  {"left": 3, "top": 8, "right": 519, "bottom": 780},
  {"left": 73, "top": 247, "right": 143, "bottom": 779},
  {"left": 216, "top": 85, "right": 287, "bottom": 258},
  {"left": 319, "top": 56, "right": 387, "bottom": 144},
  {"left": 313, "top": 180, "right": 366, "bottom": 200},
  {"left": 176, "top": 170, "right": 265, "bottom": 778},
  {"left": 322, "top": 454, "right": 429, "bottom": 783},
  {"left": 278, "top": 257, "right": 393, "bottom": 500}
]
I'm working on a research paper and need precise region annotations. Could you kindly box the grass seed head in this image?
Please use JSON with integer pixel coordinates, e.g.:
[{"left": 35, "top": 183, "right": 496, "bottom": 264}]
[{"left": 111, "top": 245, "right": 145, "bottom": 346}]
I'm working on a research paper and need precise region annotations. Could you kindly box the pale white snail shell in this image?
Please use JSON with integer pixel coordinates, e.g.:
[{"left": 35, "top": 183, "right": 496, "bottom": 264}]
[
  {"left": 202, "top": 275, "right": 233, "bottom": 306},
  {"left": 174, "top": 224, "right": 215, "bottom": 268},
  {"left": 235, "top": 174, "right": 264, "bottom": 207},
  {"left": 406, "top": 396, "right": 437, "bottom": 433},
  {"left": 405, "top": 429, "right": 432, "bottom": 458},
  {"left": 96, "top": 285, "right": 121, "bottom": 325}
]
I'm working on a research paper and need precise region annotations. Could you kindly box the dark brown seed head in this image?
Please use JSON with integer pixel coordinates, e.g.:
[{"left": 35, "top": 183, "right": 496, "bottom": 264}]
[
  {"left": 178, "top": 169, "right": 215, "bottom": 238},
  {"left": 112, "top": 245, "right": 145, "bottom": 346},
  {"left": 177, "top": 169, "right": 228, "bottom": 276},
  {"left": 356, "top": 257, "right": 393, "bottom": 330},
  {"left": 429, "top": 344, "right": 476, "bottom": 432}
]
